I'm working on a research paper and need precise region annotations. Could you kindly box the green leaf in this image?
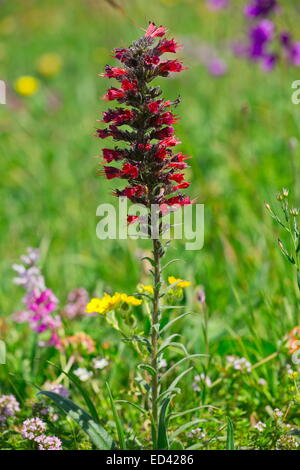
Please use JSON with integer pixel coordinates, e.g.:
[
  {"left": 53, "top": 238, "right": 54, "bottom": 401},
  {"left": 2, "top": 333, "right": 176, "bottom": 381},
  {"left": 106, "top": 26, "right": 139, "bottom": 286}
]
[
  {"left": 40, "top": 391, "right": 114, "bottom": 450},
  {"left": 297, "top": 270, "right": 300, "bottom": 292},
  {"left": 47, "top": 362, "right": 100, "bottom": 423},
  {"left": 163, "top": 367, "right": 193, "bottom": 397},
  {"left": 157, "top": 398, "right": 170, "bottom": 450},
  {"left": 160, "top": 258, "right": 182, "bottom": 273},
  {"left": 158, "top": 341, "right": 188, "bottom": 357},
  {"left": 115, "top": 400, "right": 147, "bottom": 415},
  {"left": 226, "top": 418, "right": 235, "bottom": 450},
  {"left": 138, "top": 364, "right": 156, "bottom": 376},
  {"left": 106, "top": 383, "right": 126, "bottom": 450},
  {"left": 0, "top": 340, "right": 6, "bottom": 364},
  {"left": 160, "top": 312, "right": 192, "bottom": 333},
  {"left": 160, "top": 354, "right": 204, "bottom": 381}
]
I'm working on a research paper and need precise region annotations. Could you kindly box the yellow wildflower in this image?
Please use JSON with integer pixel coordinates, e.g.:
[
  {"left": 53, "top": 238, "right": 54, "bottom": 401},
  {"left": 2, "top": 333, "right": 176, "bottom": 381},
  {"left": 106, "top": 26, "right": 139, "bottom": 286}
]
[
  {"left": 36, "top": 53, "right": 62, "bottom": 78},
  {"left": 85, "top": 292, "right": 142, "bottom": 315},
  {"left": 168, "top": 276, "right": 191, "bottom": 288},
  {"left": 14, "top": 76, "right": 39, "bottom": 96},
  {"left": 140, "top": 285, "right": 154, "bottom": 295}
]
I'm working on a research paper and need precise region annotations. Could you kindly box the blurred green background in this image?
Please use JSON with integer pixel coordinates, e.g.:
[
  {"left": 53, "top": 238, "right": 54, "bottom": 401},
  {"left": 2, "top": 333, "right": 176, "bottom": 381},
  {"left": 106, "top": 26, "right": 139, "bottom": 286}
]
[{"left": 1, "top": 0, "right": 300, "bottom": 343}]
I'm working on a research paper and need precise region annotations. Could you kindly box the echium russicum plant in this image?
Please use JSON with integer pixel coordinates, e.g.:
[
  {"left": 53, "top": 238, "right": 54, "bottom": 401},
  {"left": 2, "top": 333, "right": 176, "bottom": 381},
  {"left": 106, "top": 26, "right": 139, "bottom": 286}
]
[{"left": 84, "top": 22, "right": 201, "bottom": 449}]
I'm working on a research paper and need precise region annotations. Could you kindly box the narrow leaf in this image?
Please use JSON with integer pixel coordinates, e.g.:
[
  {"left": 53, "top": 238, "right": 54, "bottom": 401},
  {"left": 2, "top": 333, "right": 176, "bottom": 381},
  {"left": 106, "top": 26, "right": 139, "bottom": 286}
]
[
  {"left": 226, "top": 418, "right": 235, "bottom": 450},
  {"left": 106, "top": 383, "right": 126, "bottom": 450},
  {"left": 157, "top": 398, "right": 170, "bottom": 450}
]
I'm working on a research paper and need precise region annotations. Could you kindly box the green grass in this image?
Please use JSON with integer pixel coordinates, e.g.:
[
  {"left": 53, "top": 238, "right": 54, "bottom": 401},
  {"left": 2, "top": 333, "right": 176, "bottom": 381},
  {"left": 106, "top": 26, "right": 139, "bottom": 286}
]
[{"left": 1, "top": 0, "right": 300, "bottom": 450}]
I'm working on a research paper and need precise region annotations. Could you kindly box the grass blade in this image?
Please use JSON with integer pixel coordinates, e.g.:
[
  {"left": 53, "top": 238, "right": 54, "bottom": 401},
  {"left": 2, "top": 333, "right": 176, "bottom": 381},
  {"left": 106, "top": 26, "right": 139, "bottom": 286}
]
[
  {"left": 226, "top": 418, "right": 235, "bottom": 450},
  {"left": 106, "top": 382, "right": 126, "bottom": 450}
]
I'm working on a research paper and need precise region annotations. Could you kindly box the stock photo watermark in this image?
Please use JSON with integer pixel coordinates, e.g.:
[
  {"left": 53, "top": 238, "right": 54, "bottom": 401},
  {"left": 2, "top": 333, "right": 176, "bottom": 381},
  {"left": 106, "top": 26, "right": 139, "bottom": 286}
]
[
  {"left": 0, "top": 80, "right": 6, "bottom": 104},
  {"left": 96, "top": 198, "right": 204, "bottom": 251},
  {"left": 291, "top": 80, "right": 300, "bottom": 104}
]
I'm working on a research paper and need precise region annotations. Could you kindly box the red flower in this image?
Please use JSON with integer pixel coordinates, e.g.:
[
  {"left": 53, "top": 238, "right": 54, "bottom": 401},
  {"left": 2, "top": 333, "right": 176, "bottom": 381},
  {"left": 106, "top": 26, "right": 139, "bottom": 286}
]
[
  {"left": 147, "top": 99, "right": 172, "bottom": 113},
  {"left": 157, "top": 39, "right": 181, "bottom": 54},
  {"left": 169, "top": 161, "right": 188, "bottom": 169},
  {"left": 158, "top": 136, "right": 181, "bottom": 148},
  {"left": 96, "top": 128, "right": 114, "bottom": 139},
  {"left": 103, "top": 166, "right": 123, "bottom": 180},
  {"left": 153, "top": 126, "right": 174, "bottom": 140},
  {"left": 100, "top": 66, "right": 127, "bottom": 78},
  {"left": 168, "top": 173, "right": 185, "bottom": 183},
  {"left": 102, "top": 148, "right": 124, "bottom": 163},
  {"left": 121, "top": 163, "right": 139, "bottom": 179},
  {"left": 127, "top": 215, "right": 140, "bottom": 224},
  {"left": 154, "top": 112, "right": 177, "bottom": 126},
  {"left": 145, "top": 22, "right": 167, "bottom": 38},
  {"left": 173, "top": 182, "right": 190, "bottom": 190},
  {"left": 159, "top": 60, "right": 188, "bottom": 73},
  {"left": 121, "top": 79, "right": 138, "bottom": 91},
  {"left": 155, "top": 147, "right": 168, "bottom": 160},
  {"left": 144, "top": 55, "right": 160, "bottom": 65},
  {"left": 114, "top": 48, "right": 128, "bottom": 62},
  {"left": 115, "top": 185, "right": 145, "bottom": 198},
  {"left": 164, "top": 195, "right": 192, "bottom": 206},
  {"left": 102, "top": 87, "right": 126, "bottom": 101},
  {"left": 137, "top": 143, "right": 152, "bottom": 151},
  {"left": 103, "top": 109, "right": 134, "bottom": 125}
]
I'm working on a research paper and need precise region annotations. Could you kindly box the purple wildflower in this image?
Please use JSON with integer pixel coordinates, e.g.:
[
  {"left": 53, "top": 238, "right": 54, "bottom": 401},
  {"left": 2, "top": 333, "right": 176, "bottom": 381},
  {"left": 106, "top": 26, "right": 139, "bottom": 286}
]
[
  {"left": 197, "top": 288, "right": 206, "bottom": 305},
  {"left": 244, "top": 0, "right": 278, "bottom": 18},
  {"left": 206, "top": 0, "right": 229, "bottom": 10},
  {"left": 12, "top": 249, "right": 62, "bottom": 349},
  {"left": 34, "top": 435, "right": 62, "bottom": 450},
  {"left": 62, "top": 287, "right": 89, "bottom": 319},
  {"left": 21, "top": 417, "right": 46, "bottom": 440},
  {"left": 47, "top": 383, "right": 69, "bottom": 398},
  {"left": 206, "top": 58, "right": 227, "bottom": 76},
  {"left": 280, "top": 32, "right": 300, "bottom": 67},
  {"left": 0, "top": 394, "right": 20, "bottom": 425},
  {"left": 249, "top": 19, "right": 274, "bottom": 59}
]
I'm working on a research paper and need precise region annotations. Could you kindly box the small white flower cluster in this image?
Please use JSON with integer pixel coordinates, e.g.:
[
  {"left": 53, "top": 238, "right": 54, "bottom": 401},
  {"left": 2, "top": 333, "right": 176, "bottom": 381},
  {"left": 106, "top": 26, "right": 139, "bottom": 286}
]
[
  {"left": 254, "top": 421, "right": 266, "bottom": 432},
  {"left": 192, "top": 374, "right": 212, "bottom": 392},
  {"left": 187, "top": 427, "right": 206, "bottom": 440},
  {"left": 0, "top": 394, "right": 20, "bottom": 425},
  {"left": 226, "top": 356, "right": 252, "bottom": 373},
  {"left": 73, "top": 368, "right": 93, "bottom": 382},
  {"left": 21, "top": 417, "right": 62, "bottom": 450},
  {"left": 273, "top": 408, "right": 284, "bottom": 418},
  {"left": 276, "top": 435, "right": 299, "bottom": 450},
  {"left": 92, "top": 357, "right": 109, "bottom": 370}
]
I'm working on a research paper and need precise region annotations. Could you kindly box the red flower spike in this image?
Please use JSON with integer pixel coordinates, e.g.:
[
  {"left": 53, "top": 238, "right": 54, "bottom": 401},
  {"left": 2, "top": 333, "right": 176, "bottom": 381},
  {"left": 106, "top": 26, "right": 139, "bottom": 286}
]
[{"left": 96, "top": 22, "right": 192, "bottom": 222}]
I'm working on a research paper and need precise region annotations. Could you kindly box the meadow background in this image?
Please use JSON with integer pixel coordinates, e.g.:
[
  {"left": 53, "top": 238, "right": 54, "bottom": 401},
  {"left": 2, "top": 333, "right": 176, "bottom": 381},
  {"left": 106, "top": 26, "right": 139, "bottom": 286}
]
[{"left": 1, "top": 0, "right": 300, "bottom": 450}]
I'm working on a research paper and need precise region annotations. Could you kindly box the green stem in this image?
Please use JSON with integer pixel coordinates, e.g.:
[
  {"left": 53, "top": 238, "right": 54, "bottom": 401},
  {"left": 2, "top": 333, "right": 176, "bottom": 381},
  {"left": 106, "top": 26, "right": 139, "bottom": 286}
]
[{"left": 151, "top": 237, "right": 162, "bottom": 448}]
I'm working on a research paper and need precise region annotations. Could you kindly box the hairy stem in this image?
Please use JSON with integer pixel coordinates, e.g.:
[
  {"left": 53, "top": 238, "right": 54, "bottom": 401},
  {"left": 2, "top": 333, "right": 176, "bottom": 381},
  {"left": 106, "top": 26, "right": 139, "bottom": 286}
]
[{"left": 151, "top": 237, "right": 162, "bottom": 447}]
